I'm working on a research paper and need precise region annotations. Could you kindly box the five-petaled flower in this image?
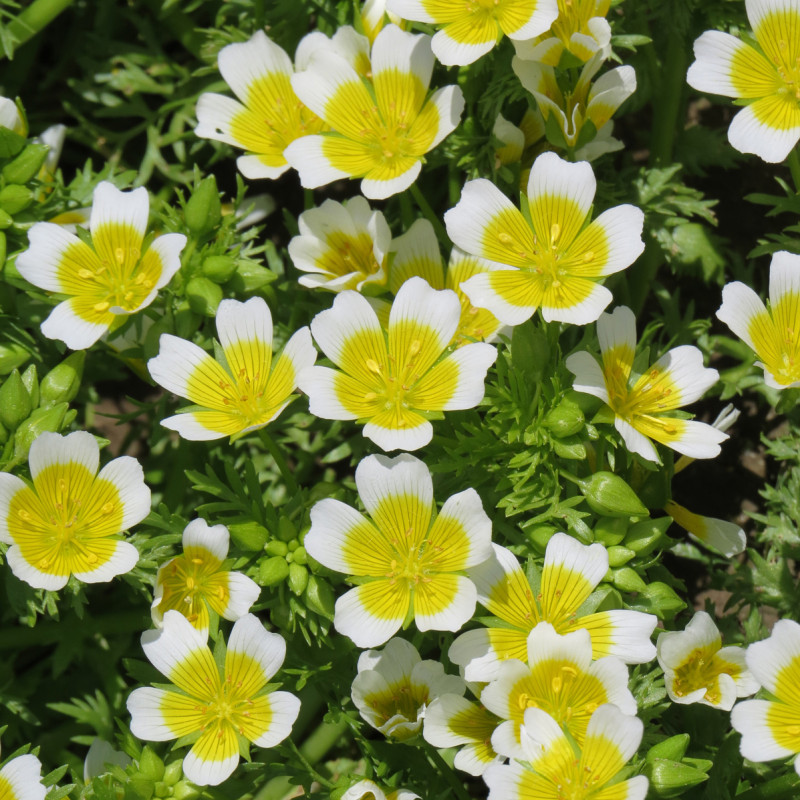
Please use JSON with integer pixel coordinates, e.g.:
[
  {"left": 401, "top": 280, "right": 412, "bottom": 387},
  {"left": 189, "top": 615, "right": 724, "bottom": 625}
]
[
  {"left": 717, "top": 251, "right": 800, "bottom": 390},
  {"left": 305, "top": 453, "right": 493, "bottom": 647},
  {"left": 445, "top": 152, "right": 645, "bottom": 326},
  {"left": 148, "top": 296, "right": 316, "bottom": 441},
  {"left": 298, "top": 276, "right": 497, "bottom": 452},
  {"left": 127, "top": 611, "right": 300, "bottom": 786},
  {"left": 687, "top": 0, "right": 800, "bottom": 163},
  {"left": 151, "top": 518, "right": 261, "bottom": 637},
  {"left": 16, "top": 182, "right": 186, "bottom": 350},
  {"left": 567, "top": 305, "right": 727, "bottom": 462},
  {"left": 285, "top": 25, "right": 464, "bottom": 199},
  {"left": 0, "top": 431, "right": 150, "bottom": 591}
]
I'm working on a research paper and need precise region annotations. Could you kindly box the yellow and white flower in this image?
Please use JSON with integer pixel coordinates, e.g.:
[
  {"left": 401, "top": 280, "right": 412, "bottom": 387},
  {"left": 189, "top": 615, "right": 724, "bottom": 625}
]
[
  {"left": 127, "top": 611, "right": 300, "bottom": 786},
  {"left": 513, "top": 0, "right": 611, "bottom": 66},
  {"left": 195, "top": 31, "right": 325, "bottom": 179},
  {"left": 664, "top": 500, "right": 746, "bottom": 558},
  {"left": 482, "top": 622, "right": 636, "bottom": 760},
  {"left": 298, "top": 277, "right": 497, "bottom": 451},
  {"left": 0, "top": 431, "right": 149, "bottom": 591},
  {"left": 717, "top": 251, "right": 800, "bottom": 389},
  {"left": 449, "top": 535, "right": 657, "bottom": 681},
  {"left": 484, "top": 704, "right": 648, "bottom": 800},
  {"left": 351, "top": 637, "right": 465, "bottom": 740},
  {"left": 445, "top": 152, "right": 644, "bottom": 326},
  {"left": 342, "top": 780, "right": 419, "bottom": 800},
  {"left": 731, "top": 618, "right": 800, "bottom": 774},
  {"left": 386, "top": 0, "right": 558, "bottom": 66},
  {"left": 148, "top": 296, "right": 316, "bottom": 441},
  {"left": 16, "top": 182, "right": 186, "bottom": 350},
  {"left": 0, "top": 96, "right": 25, "bottom": 135},
  {"left": 305, "top": 453, "right": 492, "bottom": 647},
  {"left": 657, "top": 611, "right": 757, "bottom": 711},
  {"left": 285, "top": 25, "right": 464, "bottom": 199},
  {"left": 152, "top": 518, "right": 261, "bottom": 637},
  {"left": 361, "top": 0, "right": 404, "bottom": 45},
  {"left": 687, "top": 0, "right": 800, "bottom": 163},
  {"left": 566, "top": 305, "right": 727, "bottom": 462},
  {"left": 294, "top": 25, "right": 373, "bottom": 77},
  {"left": 0, "top": 753, "right": 46, "bottom": 800},
  {"left": 288, "top": 196, "right": 391, "bottom": 292},
  {"left": 512, "top": 54, "right": 637, "bottom": 161}
]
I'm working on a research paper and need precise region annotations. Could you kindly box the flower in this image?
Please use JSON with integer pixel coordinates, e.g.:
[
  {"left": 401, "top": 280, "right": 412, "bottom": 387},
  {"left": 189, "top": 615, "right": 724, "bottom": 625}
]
[
  {"left": 385, "top": 0, "right": 557, "bottom": 66},
  {"left": 194, "top": 31, "right": 325, "bottom": 179},
  {"left": 444, "top": 152, "right": 644, "bottom": 326},
  {"left": 152, "top": 518, "right": 261, "bottom": 637},
  {"left": 351, "top": 637, "right": 465, "bottom": 740},
  {"left": 285, "top": 25, "right": 464, "bottom": 199},
  {"left": 423, "top": 689, "right": 503, "bottom": 776},
  {"left": 343, "top": 780, "right": 420, "bottom": 800},
  {"left": 0, "top": 431, "right": 149, "bottom": 591},
  {"left": 513, "top": 0, "right": 612, "bottom": 65},
  {"left": 83, "top": 739, "right": 132, "bottom": 782},
  {"left": 362, "top": 0, "right": 404, "bottom": 44},
  {"left": 686, "top": 0, "right": 800, "bottom": 163},
  {"left": 305, "top": 453, "right": 492, "bottom": 647},
  {"left": 16, "top": 182, "right": 186, "bottom": 350},
  {"left": 288, "top": 196, "right": 391, "bottom": 292},
  {"left": 298, "top": 277, "right": 497, "bottom": 451},
  {"left": 657, "top": 611, "right": 757, "bottom": 711},
  {"left": 0, "top": 753, "right": 46, "bottom": 800},
  {"left": 717, "top": 251, "right": 800, "bottom": 389},
  {"left": 481, "top": 622, "right": 636, "bottom": 759},
  {"left": 0, "top": 96, "right": 25, "bottom": 135},
  {"left": 449, "top": 535, "right": 657, "bottom": 682},
  {"left": 566, "top": 305, "right": 727, "bottom": 462},
  {"left": 148, "top": 296, "right": 316, "bottom": 441},
  {"left": 127, "top": 611, "right": 300, "bottom": 786},
  {"left": 731, "top": 618, "right": 800, "bottom": 774},
  {"left": 512, "top": 53, "right": 637, "bottom": 161},
  {"left": 664, "top": 500, "right": 746, "bottom": 558},
  {"left": 484, "top": 704, "right": 649, "bottom": 800}
]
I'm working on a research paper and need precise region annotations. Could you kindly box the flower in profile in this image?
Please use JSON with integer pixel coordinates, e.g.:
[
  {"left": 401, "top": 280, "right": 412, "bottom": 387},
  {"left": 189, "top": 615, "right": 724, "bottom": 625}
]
[
  {"left": 351, "top": 637, "right": 465, "bottom": 741},
  {"left": 444, "top": 152, "right": 644, "bottom": 326},
  {"left": 298, "top": 277, "right": 496, "bottom": 451},
  {"left": 148, "top": 296, "right": 316, "bottom": 441},
  {"left": 664, "top": 500, "right": 746, "bottom": 558},
  {"left": 361, "top": 0, "right": 404, "bottom": 45},
  {"left": 288, "top": 197, "right": 391, "bottom": 292},
  {"left": 449, "top": 535, "right": 657, "bottom": 682},
  {"left": 16, "top": 182, "right": 186, "bottom": 350},
  {"left": 385, "top": 0, "right": 557, "bottom": 66},
  {"left": 481, "top": 623, "right": 636, "bottom": 759},
  {"left": 83, "top": 739, "right": 132, "bottom": 782},
  {"left": 512, "top": 54, "right": 637, "bottom": 161},
  {"left": 687, "top": 1, "right": 800, "bottom": 163},
  {"left": 566, "top": 305, "right": 726, "bottom": 462},
  {"left": 0, "top": 431, "right": 149, "bottom": 591},
  {"left": 0, "top": 753, "right": 46, "bottom": 800},
  {"left": 484, "top": 704, "right": 649, "bottom": 800},
  {"left": 717, "top": 251, "right": 800, "bottom": 389},
  {"left": 152, "top": 518, "right": 261, "bottom": 637},
  {"left": 127, "top": 611, "right": 300, "bottom": 786},
  {"left": 194, "top": 31, "right": 325, "bottom": 179},
  {"left": 285, "top": 25, "right": 464, "bottom": 199},
  {"left": 0, "top": 96, "right": 25, "bottom": 135},
  {"left": 305, "top": 453, "right": 492, "bottom": 647},
  {"left": 657, "top": 611, "right": 757, "bottom": 711},
  {"left": 343, "top": 780, "right": 419, "bottom": 800}
]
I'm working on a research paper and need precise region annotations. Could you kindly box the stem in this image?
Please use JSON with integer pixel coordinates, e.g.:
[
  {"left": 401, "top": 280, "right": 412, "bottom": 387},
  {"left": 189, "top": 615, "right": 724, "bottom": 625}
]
[
  {"left": 650, "top": 26, "right": 687, "bottom": 165},
  {"left": 736, "top": 774, "right": 800, "bottom": 800},
  {"left": 425, "top": 743, "right": 471, "bottom": 800},
  {"left": 286, "top": 739, "right": 335, "bottom": 789},
  {"left": 409, "top": 183, "right": 448, "bottom": 243},
  {"left": 787, "top": 147, "right": 800, "bottom": 194},
  {"left": 257, "top": 429, "right": 299, "bottom": 494},
  {"left": 3, "top": 0, "right": 75, "bottom": 53}
]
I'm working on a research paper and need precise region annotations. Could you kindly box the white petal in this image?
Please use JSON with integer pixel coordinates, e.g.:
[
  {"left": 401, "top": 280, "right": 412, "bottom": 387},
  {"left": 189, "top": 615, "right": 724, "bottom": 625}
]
[
  {"left": 6, "top": 545, "right": 69, "bottom": 590},
  {"left": 503, "top": 0, "right": 558, "bottom": 38},
  {"left": 16, "top": 222, "right": 82, "bottom": 292},
  {"left": 589, "top": 656, "right": 637, "bottom": 714},
  {"left": 667, "top": 419, "right": 728, "bottom": 459},
  {"left": 41, "top": 299, "right": 110, "bottom": 350},
  {"left": 73, "top": 541, "right": 139, "bottom": 583},
  {"left": 453, "top": 743, "right": 502, "bottom": 777},
  {"left": 296, "top": 366, "right": 357, "bottom": 421},
  {"left": 544, "top": 531, "right": 608, "bottom": 590},
  {"left": 526, "top": 151, "right": 596, "bottom": 223},
  {"left": 160, "top": 413, "right": 228, "bottom": 441},
  {"left": 237, "top": 155, "right": 291, "bottom": 180},
  {"left": 459, "top": 269, "right": 538, "bottom": 327},
  {"left": 769, "top": 250, "right": 800, "bottom": 303},
  {"left": 386, "top": 0, "right": 435, "bottom": 22},
  {"left": 593, "top": 609, "right": 658, "bottom": 664},
  {"left": 363, "top": 415, "right": 433, "bottom": 451},
  {"left": 227, "top": 613, "right": 287, "bottom": 683},
  {"left": 250, "top": 691, "right": 300, "bottom": 747},
  {"left": 141, "top": 608, "right": 209, "bottom": 679},
  {"left": 423, "top": 693, "right": 478, "bottom": 746},
  {"left": 598, "top": 305, "right": 637, "bottom": 355},
  {"left": 431, "top": 29, "right": 496, "bottom": 66},
  {"left": 716, "top": 280, "right": 766, "bottom": 354},
  {"left": 149, "top": 233, "right": 187, "bottom": 289},
  {"left": 372, "top": 24, "right": 433, "bottom": 87},
  {"left": 448, "top": 627, "right": 500, "bottom": 681},
  {"left": 424, "top": 85, "right": 465, "bottom": 149},
  {"left": 310, "top": 289, "right": 383, "bottom": 366},
  {"left": 732, "top": 699, "right": 796, "bottom": 761},
  {"left": 434, "top": 487, "right": 493, "bottom": 567},
  {"left": 90, "top": 182, "right": 148, "bottom": 242},
  {"left": 182, "top": 746, "right": 239, "bottom": 787},
  {"left": 195, "top": 93, "right": 246, "bottom": 148},
  {"left": 0, "top": 473, "right": 27, "bottom": 544},
  {"left": 728, "top": 103, "right": 800, "bottom": 163},
  {"left": 565, "top": 350, "right": 610, "bottom": 404},
  {"left": 649, "top": 345, "right": 719, "bottom": 405},
  {"left": 356, "top": 453, "right": 432, "bottom": 519},
  {"left": 526, "top": 621, "right": 592, "bottom": 670},
  {"left": 147, "top": 334, "right": 215, "bottom": 400},
  {"left": 541, "top": 282, "right": 613, "bottom": 325},
  {"left": 283, "top": 135, "right": 351, "bottom": 189},
  {"left": 686, "top": 30, "right": 743, "bottom": 97},
  {"left": 745, "top": 618, "right": 800, "bottom": 695},
  {"left": 584, "top": 703, "right": 643, "bottom": 763},
  {"left": 181, "top": 518, "right": 229, "bottom": 560},
  {"left": 218, "top": 31, "right": 293, "bottom": 104},
  {"left": 615, "top": 417, "right": 660, "bottom": 462},
  {"left": 334, "top": 585, "right": 405, "bottom": 647},
  {"left": 480, "top": 658, "right": 532, "bottom": 719},
  {"left": 657, "top": 611, "right": 719, "bottom": 670},
  {"left": 362, "top": 161, "right": 422, "bottom": 200},
  {"left": 415, "top": 574, "right": 477, "bottom": 632},
  {"left": 584, "top": 205, "right": 645, "bottom": 276},
  {"left": 217, "top": 296, "right": 273, "bottom": 354},
  {"left": 306, "top": 498, "right": 372, "bottom": 573},
  {"left": 390, "top": 276, "right": 461, "bottom": 352},
  {"left": 0, "top": 755, "right": 46, "bottom": 800},
  {"left": 96, "top": 455, "right": 151, "bottom": 530},
  {"left": 432, "top": 343, "right": 498, "bottom": 410},
  {"left": 126, "top": 687, "right": 177, "bottom": 740},
  {"left": 222, "top": 571, "right": 261, "bottom": 620},
  {"left": 30, "top": 430, "right": 99, "bottom": 480}
]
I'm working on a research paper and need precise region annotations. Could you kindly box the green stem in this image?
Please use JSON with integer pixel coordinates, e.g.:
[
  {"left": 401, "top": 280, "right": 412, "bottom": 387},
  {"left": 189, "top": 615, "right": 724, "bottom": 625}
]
[
  {"left": 409, "top": 183, "right": 448, "bottom": 243},
  {"left": 3, "top": 0, "right": 75, "bottom": 53},
  {"left": 257, "top": 429, "right": 299, "bottom": 494},
  {"left": 425, "top": 743, "right": 471, "bottom": 800},
  {"left": 286, "top": 739, "right": 335, "bottom": 789},
  {"left": 736, "top": 774, "right": 800, "bottom": 800},
  {"left": 650, "top": 27, "right": 687, "bottom": 165},
  {"left": 787, "top": 147, "right": 800, "bottom": 194}
]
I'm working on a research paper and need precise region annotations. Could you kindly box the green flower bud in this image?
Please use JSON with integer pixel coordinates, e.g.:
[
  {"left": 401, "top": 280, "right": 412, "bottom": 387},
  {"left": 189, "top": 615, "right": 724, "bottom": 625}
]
[
  {"left": 228, "top": 521, "right": 269, "bottom": 552},
  {"left": 171, "top": 782, "right": 199, "bottom": 800},
  {"left": 201, "top": 255, "right": 238, "bottom": 284},
  {"left": 511, "top": 320, "right": 549, "bottom": 381},
  {"left": 1, "top": 142, "right": 49, "bottom": 184},
  {"left": 227, "top": 260, "right": 276, "bottom": 293},
  {"left": 184, "top": 175, "right": 221, "bottom": 236},
  {"left": 633, "top": 581, "right": 686, "bottom": 620},
  {"left": 287, "top": 539, "right": 299, "bottom": 552},
  {"left": 577, "top": 472, "right": 649, "bottom": 518},
  {"left": 304, "top": 574, "right": 335, "bottom": 620},
  {"left": 606, "top": 545, "right": 635, "bottom": 568},
  {"left": 552, "top": 436, "right": 586, "bottom": 460},
  {"left": 40, "top": 351, "right": 84, "bottom": 407},
  {"left": 593, "top": 516, "right": 628, "bottom": 547},
  {"left": 646, "top": 734, "right": 690, "bottom": 764},
  {"left": 185, "top": 277, "right": 223, "bottom": 317},
  {"left": 528, "top": 524, "right": 557, "bottom": 553},
  {"left": 265, "top": 539, "right": 289, "bottom": 557},
  {"left": 278, "top": 517, "right": 297, "bottom": 542},
  {"left": 0, "top": 342, "right": 29, "bottom": 374},
  {"left": 0, "top": 369, "right": 31, "bottom": 429},
  {"left": 0, "top": 209, "right": 13, "bottom": 229},
  {"left": 162, "top": 761, "right": 183, "bottom": 786},
  {"left": 292, "top": 546, "right": 307, "bottom": 565},
  {"left": 646, "top": 758, "right": 709, "bottom": 797},
  {"left": 543, "top": 397, "right": 584, "bottom": 438},
  {"left": 130, "top": 778, "right": 155, "bottom": 800},
  {"left": 611, "top": 566, "right": 646, "bottom": 592},
  {"left": 0, "top": 184, "right": 33, "bottom": 215},
  {"left": 259, "top": 556, "right": 290, "bottom": 587},
  {"left": 138, "top": 746, "right": 165, "bottom": 782},
  {"left": 20, "top": 363, "right": 38, "bottom": 408},
  {"left": 13, "top": 402, "right": 67, "bottom": 459},
  {"left": 288, "top": 562, "right": 309, "bottom": 596},
  {"left": 624, "top": 517, "right": 672, "bottom": 556},
  {"left": 154, "top": 781, "right": 168, "bottom": 797}
]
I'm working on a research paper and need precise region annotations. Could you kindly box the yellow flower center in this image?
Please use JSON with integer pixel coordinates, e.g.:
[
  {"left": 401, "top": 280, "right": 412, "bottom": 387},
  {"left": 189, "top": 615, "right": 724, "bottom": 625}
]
[
  {"left": 219, "top": 366, "right": 269, "bottom": 423},
  {"left": 157, "top": 552, "right": 228, "bottom": 626},
  {"left": 366, "top": 679, "right": 430, "bottom": 730},
  {"left": 551, "top": 0, "right": 608, "bottom": 44},
  {"left": 196, "top": 674, "right": 257, "bottom": 736},
  {"left": 321, "top": 231, "right": 383, "bottom": 280},
  {"left": 670, "top": 645, "right": 741, "bottom": 705},
  {"left": 362, "top": 339, "right": 426, "bottom": 425},
  {"left": 774, "top": 39, "right": 800, "bottom": 101},
  {"left": 607, "top": 365, "right": 679, "bottom": 434}
]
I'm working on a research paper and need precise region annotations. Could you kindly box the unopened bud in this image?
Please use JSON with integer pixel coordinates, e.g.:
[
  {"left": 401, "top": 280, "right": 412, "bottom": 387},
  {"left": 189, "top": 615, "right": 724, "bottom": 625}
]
[
  {"left": 607, "top": 545, "right": 635, "bottom": 567},
  {"left": 265, "top": 539, "right": 289, "bottom": 557},
  {"left": 593, "top": 516, "right": 628, "bottom": 546},
  {"left": 228, "top": 260, "right": 276, "bottom": 293},
  {"left": 577, "top": 471, "right": 649, "bottom": 518},
  {"left": 624, "top": 517, "right": 672, "bottom": 556},
  {"left": 162, "top": 761, "right": 183, "bottom": 786},
  {"left": 20, "top": 363, "right": 38, "bottom": 408},
  {"left": 13, "top": 403, "right": 67, "bottom": 459},
  {"left": 0, "top": 209, "right": 13, "bottom": 229},
  {"left": 259, "top": 556, "right": 290, "bottom": 587},
  {"left": 185, "top": 276, "right": 222, "bottom": 317},
  {"left": 0, "top": 342, "right": 29, "bottom": 374},
  {"left": 138, "top": 746, "right": 165, "bottom": 782},
  {"left": 646, "top": 758, "right": 710, "bottom": 797},
  {"left": 185, "top": 175, "right": 221, "bottom": 236},
  {"left": 201, "top": 255, "right": 238, "bottom": 284},
  {"left": 646, "top": 734, "right": 690, "bottom": 764},
  {"left": 304, "top": 574, "right": 335, "bottom": 620},
  {"left": 40, "top": 351, "right": 84, "bottom": 407},
  {"left": 278, "top": 517, "right": 297, "bottom": 542},
  {"left": 0, "top": 184, "right": 32, "bottom": 215},
  {"left": 1, "top": 142, "right": 48, "bottom": 184},
  {"left": 611, "top": 566, "right": 646, "bottom": 592},
  {"left": 543, "top": 397, "right": 584, "bottom": 438},
  {"left": 0, "top": 369, "right": 31, "bottom": 429},
  {"left": 227, "top": 520, "right": 268, "bottom": 552},
  {"left": 288, "top": 562, "right": 309, "bottom": 596}
]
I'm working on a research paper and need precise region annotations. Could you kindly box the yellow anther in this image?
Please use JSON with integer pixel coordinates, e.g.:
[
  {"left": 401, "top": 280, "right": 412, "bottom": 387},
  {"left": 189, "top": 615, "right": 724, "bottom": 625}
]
[
  {"left": 114, "top": 247, "right": 126, "bottom": 263},
  {"left": 101, "top": 501, "right": 114, "bottom": 514},
  {"left": 498, "top": 232, "right": 514, "bottom": 244},
  {"left": 550, "top": 223, "right": 561, "bottom": 243},
  {"left": 365, "top": 358, "right": 382, "bottom": 373},
  {"left": 583, "top": 250, "right": 595, "bottom": 262},
  {"left": 78, "top": 268, "right": 93, "bottom": 279}
]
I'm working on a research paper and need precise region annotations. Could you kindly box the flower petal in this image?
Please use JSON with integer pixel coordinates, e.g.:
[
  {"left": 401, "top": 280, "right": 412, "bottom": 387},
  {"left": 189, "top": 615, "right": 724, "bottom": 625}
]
[{"left": 334, "top": 582, "right": 409, "bottom": 647}]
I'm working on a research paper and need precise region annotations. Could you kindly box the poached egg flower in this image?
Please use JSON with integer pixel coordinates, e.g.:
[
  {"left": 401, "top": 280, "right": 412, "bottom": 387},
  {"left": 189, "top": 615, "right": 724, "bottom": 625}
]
[{"left": 0, "top": 754, "right": 46, "bottom": 800}]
